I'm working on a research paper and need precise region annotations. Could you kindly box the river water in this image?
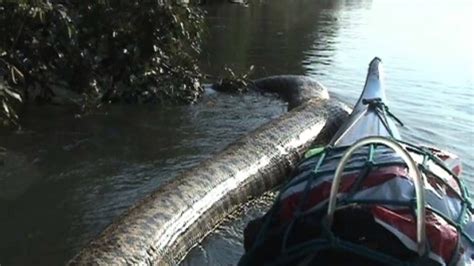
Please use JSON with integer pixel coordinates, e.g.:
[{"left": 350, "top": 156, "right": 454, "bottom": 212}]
[
  {"left": 187, "top": 0, "right": 474, "bottom": 264},
  {"left": 0, "top": 0, "right": 472, "bottom": 265}
]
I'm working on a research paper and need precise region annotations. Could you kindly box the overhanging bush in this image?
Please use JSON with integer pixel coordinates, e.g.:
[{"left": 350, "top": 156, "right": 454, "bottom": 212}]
[{"left": 0, "top": 0, "right": 204, "bottom": 126}]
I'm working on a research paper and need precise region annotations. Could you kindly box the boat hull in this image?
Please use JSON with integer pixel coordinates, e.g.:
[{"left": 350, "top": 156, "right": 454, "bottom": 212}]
[{"left": 330, "top": 57, "right": 400, "bottom": 146}]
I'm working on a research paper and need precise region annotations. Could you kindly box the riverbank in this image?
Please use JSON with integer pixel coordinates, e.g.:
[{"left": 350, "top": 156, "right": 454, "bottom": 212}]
[{"left": 0, "top": 1, "right": 204, "bottom": 127}]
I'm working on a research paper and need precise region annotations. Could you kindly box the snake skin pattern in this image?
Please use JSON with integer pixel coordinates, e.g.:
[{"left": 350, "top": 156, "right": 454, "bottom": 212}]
[{"left": 68, "top": 76, "right": 350, "bottom": 265}]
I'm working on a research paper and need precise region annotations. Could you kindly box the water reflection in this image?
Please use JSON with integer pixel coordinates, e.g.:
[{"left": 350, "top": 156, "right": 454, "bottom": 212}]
[
  {"left": 0, "top": 93, "right": 285, "bottom": 265},
  {"left": 302, "top": 0, "right": 474, "bottom": 183},
  {"left": 183, "top": 0, "right": 350, "bottom": 264},
  {"left": 184, "top": 0, "right": 473, "bottom": 264},
  {"left": 0, "top": 105, "right": 194, "bottom": 264},
  {"left": 201, "top": 0, "right": 346, "bottom": 77},
  {"left": 0, "top": 0, "right": 472, "bottom": 265}
]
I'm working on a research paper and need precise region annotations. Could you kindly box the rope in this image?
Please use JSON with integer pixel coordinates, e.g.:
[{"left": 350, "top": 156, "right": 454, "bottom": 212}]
[
  {"left": 362, "top": 98, "right": 404, "bottom": 138},
  {"left": 281, "top": 151, "right": 327, "bottom": 253},
  {"left": 347, "top": 144, "right": 375, "bottom": 198},
  {"left": 362, "top": 98, "right": 404, "bottom": 127},
  {"left": 326, "top": 137, "right": 427, "bottom": 256},
  {"left": 241, "top": 137, "right": 472, "bottom": 266}
]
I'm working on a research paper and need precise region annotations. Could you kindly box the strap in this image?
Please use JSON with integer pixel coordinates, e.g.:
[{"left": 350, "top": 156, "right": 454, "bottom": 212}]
[
  {"left": 326, "top": 136, "right": 427, "bottom": 256},
  {"left": 363, "top": 98, "right": 404, "bottom": 138},
  {"left": 241, "top": 138, "right": 472, "bottom": 266}
]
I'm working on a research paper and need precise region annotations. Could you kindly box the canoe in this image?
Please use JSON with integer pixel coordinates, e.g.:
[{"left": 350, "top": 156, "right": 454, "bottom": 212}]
[{"left": 239, "top": 58, "right": 473, "bottom": 266}]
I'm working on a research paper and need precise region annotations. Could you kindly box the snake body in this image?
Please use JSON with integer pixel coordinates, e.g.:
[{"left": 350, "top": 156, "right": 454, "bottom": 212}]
[{"left": 68, "top": 76, "right": 350, "bottom": 265}]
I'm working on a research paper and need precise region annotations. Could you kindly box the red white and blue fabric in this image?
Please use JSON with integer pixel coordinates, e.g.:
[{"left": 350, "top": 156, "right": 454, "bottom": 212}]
[{"left": 278, "top": 145, "right": 473, "bottom": 266}]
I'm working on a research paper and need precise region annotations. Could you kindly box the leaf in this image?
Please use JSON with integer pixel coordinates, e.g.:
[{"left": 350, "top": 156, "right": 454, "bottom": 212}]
[
  {"left": 39, "top": 10, "right": 45, "bottom": 22},
  {"left": 67, "top": 25, "right": 73, "bottom": 38},
  {"left": 10, "top": 66, "right": 24, "bottom": 84},
  {"left": 243, "top": 65, "right": 254, "bottom": 79},
  {"left": 10, "top": 67, "right": 16, "bottom": 84},
  {"left": 2, "top": 101, "right": 10, "bottom": 116},
  {"left": 58, "top": 9, "right": 67, "bottom": 19},
  {"left": 4, "top": 88, "right": 22, "bottom": 102}
]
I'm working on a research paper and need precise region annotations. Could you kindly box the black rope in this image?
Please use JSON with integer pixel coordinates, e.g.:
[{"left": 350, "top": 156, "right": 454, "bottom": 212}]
[{"left": 362, "top": 98, "right": 404, "bottom": 135}]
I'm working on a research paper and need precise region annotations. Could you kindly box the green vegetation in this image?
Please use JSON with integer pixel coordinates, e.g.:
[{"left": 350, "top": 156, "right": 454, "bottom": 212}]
[
  {"left": 0, "top": 0, "right": 204, "bottom": 127},
  {"left": 212, "top": 65, "right": 254, "bottom": 93}
]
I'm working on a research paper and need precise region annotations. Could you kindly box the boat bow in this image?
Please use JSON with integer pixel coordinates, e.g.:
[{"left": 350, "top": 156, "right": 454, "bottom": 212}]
[{"left": 330, "top": 57, "right": 401, "bottom": 147}]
